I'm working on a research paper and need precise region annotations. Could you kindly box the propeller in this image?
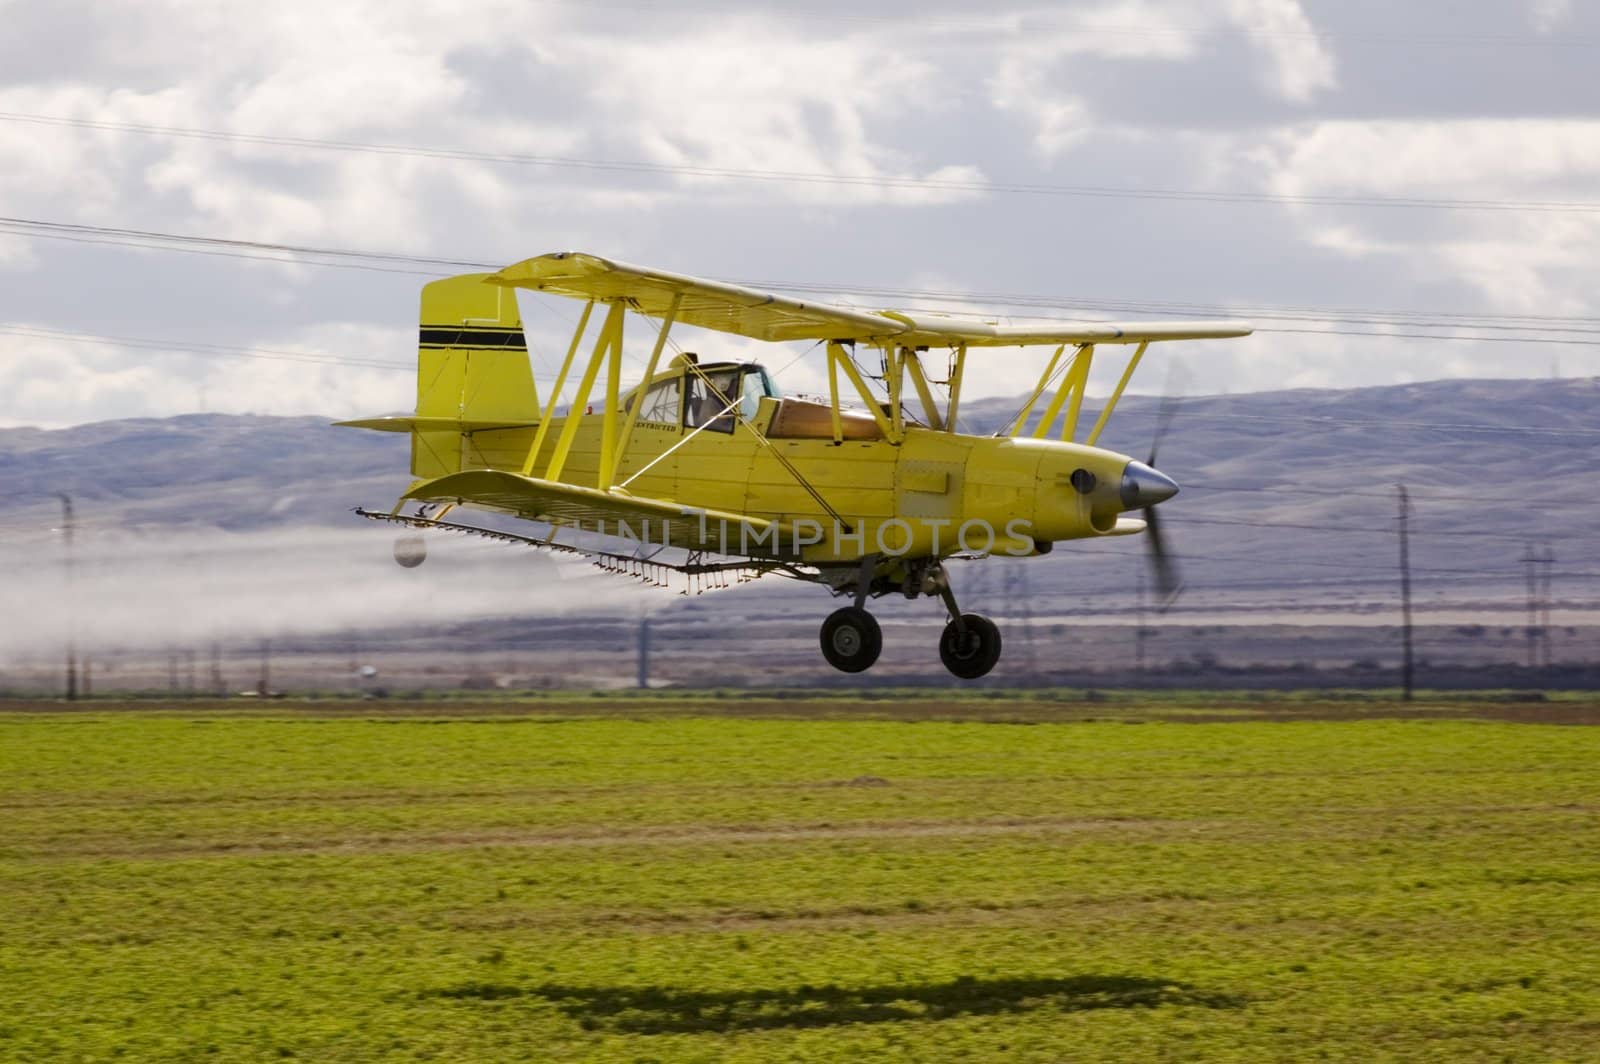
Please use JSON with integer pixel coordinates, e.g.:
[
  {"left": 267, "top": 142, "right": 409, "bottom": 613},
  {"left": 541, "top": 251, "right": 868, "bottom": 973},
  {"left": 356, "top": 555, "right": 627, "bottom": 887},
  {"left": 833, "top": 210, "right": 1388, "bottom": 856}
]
[
  {"left": 1142, "top": 505, "right": 1181, "bottom": 607},
  {"left": 1141, "top": 376, "right": 1185, "bottom": 609}
]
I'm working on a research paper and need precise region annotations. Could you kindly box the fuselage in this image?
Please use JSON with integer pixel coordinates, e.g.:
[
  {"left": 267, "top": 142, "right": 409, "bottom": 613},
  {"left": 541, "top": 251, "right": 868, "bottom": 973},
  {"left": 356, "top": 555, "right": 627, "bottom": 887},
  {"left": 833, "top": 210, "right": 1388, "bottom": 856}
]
[{"left": 445, "top": 360, "right": 1150, "bottom": 566}]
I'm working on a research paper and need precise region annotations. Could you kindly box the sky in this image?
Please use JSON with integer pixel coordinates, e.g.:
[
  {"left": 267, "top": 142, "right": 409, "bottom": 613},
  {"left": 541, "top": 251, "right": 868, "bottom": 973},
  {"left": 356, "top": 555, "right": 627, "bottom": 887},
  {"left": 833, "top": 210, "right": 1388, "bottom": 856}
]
[{"left": 1, "top": 0, "right": 1598, "bottom": 428}]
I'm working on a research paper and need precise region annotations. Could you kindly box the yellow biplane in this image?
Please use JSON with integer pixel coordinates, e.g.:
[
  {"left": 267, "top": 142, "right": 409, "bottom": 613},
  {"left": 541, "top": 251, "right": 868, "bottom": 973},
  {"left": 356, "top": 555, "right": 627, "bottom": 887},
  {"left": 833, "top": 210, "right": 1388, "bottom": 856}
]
[{"left": 342, "top": 253, "right": 1250, "bottom": 678}]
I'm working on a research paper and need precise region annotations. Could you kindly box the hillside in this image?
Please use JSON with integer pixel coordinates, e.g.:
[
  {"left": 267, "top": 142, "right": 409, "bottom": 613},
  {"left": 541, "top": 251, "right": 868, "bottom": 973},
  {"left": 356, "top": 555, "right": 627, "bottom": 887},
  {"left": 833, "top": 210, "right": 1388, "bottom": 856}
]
[{"left": 3, "top": 377, "right": 1597, "bottom": 628}]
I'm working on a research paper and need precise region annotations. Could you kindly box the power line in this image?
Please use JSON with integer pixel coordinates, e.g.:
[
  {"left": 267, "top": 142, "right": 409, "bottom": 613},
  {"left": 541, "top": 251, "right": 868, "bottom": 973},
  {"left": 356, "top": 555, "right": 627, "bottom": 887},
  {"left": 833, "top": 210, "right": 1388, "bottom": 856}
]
[
  {"left": 4, "top": 333, "right": 1597, "bottom": 450},
  {"left": 569, "top": 1, "right": 1600, "bottom": 50},
  {"left": 0, "top": 325, "right": 411, "bottom": 372},
  {"left": 0, "top": 216, "right": 474, "bottom": 274},
  {"left": 1263, "top": 325, "right": 1600, "bottom": 348},
  {"left": 555, "top": 1, "right": 1600, "bottom": 49},
  {"left": 12, "top": 215, "right": 1600, "bottom": 352},
  {"left": 1184, "top": 481, "right": 1596, "bottom": 508},
  {"left": 1130, "top": 411, "right": 1600, "bottom": 441},
  {"left": 5, "top": 110, "right": 1600, "bottom": 215},
  {"left": 11, "top": 215, "right": 1600, "bottom": 356},
  {"left": 1176, "top": 514, "right": 1593, "bottom": 550},
  {"left": 761, "top": 286, "right": 1600, "bottom": 346},
  {"left": 743, "top": 279, "right": 1600, "bottom": 331}
]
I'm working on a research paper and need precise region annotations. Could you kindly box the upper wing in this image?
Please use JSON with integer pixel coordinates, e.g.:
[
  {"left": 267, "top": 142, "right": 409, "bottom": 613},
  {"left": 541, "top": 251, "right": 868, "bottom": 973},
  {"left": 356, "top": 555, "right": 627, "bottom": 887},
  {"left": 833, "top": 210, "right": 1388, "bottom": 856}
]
[
  {"left": 492, "top": 252, "right": 895, "bottom": 343},
  {"left": 875, "top": 312, "right": 1254, "bottom": 347},
  {"left": 491, "top": 252, "right": 1252, "bottom": 347}
]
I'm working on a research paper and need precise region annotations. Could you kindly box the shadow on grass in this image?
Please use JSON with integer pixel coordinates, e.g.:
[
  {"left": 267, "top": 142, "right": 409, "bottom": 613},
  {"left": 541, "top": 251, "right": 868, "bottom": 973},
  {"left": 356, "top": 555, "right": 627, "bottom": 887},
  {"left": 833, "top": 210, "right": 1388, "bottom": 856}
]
[{"left": 427, "top": 973, "right": 1240, "bottom": 1034}]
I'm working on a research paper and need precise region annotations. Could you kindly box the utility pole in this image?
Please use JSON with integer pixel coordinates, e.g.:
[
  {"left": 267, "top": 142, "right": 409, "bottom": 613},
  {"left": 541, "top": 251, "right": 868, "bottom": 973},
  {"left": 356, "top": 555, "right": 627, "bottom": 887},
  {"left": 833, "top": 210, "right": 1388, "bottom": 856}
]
[
  {"left": 1522, "top": 544, "right": 1537, "bottom": 668},
  {"left": 636, "top": 612, "right": 651, "bottom": 689},
  {"left": 1540, "top": 545, "right": 1555, "bottom": 669},
  {"left": 1520, "top": 544, "right": 1554, "bottom": 671},
  {"left": 1001, "top": 561, "right": 1038, "bottom": 678},
  {"left": 1521, "top": 544, "right": 1555, "bottom": 671},
  {"left": 258, "top": 638, "right": 271, "bottom": 697},
  {"left": 1397, "top": 485, "right": 1415, "bottom": 702},
  {"left": 56, "top": 493, "right": 77, "bottom": 701},
  {"left": 209, "top": 642, "right": 226, "bottom": 697},
  {"left": 1135, "top": 567, "right": 1147, "bottom": 679}
]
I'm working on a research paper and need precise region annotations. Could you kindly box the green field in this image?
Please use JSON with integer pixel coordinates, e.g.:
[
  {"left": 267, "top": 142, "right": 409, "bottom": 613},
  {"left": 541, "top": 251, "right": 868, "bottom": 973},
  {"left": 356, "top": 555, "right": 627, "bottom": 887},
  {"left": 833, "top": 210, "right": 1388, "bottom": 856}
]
[{"left": 3, "top": 697, "right": 1598, "bottom": 1061}]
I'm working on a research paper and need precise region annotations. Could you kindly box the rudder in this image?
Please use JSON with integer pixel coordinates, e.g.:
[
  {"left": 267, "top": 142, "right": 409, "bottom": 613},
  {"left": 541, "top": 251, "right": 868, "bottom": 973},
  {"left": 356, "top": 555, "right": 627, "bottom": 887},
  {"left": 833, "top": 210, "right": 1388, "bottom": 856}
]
[{"left": 413, "top": 274, "right": 540, "bottom": 478}]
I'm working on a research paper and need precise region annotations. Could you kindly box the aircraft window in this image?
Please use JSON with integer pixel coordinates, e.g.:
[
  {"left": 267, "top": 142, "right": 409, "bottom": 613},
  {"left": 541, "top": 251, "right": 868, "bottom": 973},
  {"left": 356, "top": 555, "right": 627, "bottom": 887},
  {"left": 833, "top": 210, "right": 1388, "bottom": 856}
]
[
  {"left": 741, "top": 371, "right": 765, "bottom": 420},
  {"left": 685, "top": 369, "right": 740, "bottom": 433},
  {"left": 757, "top": 367, "right": 781, "bottom": 399},
  {"left": 638, "top": 377, "right": 681, "bottom": 425}
]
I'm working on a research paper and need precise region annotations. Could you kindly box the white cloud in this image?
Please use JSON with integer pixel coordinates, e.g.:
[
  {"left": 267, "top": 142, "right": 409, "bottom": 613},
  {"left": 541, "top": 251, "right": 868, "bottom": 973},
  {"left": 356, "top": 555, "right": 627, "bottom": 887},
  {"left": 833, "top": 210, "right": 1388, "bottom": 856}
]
[
  {"left": 1226, "top": 0, "right": 1337, "bottom": 103},
  {"left": 1, "top": 0, "right": 1597, "bottom": 428},
  {"left": 988, "top": 54, "right": 1094, "bottom": 161},
  {"left": 988, "top": 1, "right": 1197, "bottom": 161},
  {"left": 1232, "top": 119, "right": 1600, "bottom": 322},
  {"left": 0, "top": 322, "right": 414, "bottom": 428},
  {"left": 555, "top": 22, "right": 987, "bottom": 207},
  {"left": 1529, "top": 0, "right": 1573, "bottom": 32}
]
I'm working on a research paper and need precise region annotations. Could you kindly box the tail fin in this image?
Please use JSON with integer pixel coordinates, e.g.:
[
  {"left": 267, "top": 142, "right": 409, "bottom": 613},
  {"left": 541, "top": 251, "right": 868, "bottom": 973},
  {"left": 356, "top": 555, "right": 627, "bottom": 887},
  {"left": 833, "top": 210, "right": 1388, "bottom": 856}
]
[{"left": 411, "top": 274, "right": 540, "bottom": 478}]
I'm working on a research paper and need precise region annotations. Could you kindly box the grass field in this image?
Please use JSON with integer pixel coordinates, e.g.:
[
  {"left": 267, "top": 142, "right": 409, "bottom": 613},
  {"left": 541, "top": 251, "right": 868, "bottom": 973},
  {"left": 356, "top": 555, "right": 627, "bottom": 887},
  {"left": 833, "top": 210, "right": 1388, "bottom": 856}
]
[{"left": 2, "top": 696, "right": 1598, "bottom": 1061}]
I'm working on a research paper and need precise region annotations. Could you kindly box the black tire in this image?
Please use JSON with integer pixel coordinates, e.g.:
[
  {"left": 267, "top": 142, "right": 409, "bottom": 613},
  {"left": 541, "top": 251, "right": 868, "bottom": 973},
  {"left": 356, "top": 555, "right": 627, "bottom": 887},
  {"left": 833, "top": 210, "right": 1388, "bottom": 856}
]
[
  {"left": 820, "top": 607, "right": 883, "bottom": 673},
  {"left": 939, "top": 613, "right": 1002, "bottom": 679}
]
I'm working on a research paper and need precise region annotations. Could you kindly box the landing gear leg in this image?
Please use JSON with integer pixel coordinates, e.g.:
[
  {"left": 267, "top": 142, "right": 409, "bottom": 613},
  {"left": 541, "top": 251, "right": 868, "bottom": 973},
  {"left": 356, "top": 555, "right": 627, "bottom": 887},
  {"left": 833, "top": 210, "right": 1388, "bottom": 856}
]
[
  {"left": 820, "top": 554, "right": 883, "bottom": 673},
  {"left": 936, "top": 573, "right": 1002, "bottom": 679}
]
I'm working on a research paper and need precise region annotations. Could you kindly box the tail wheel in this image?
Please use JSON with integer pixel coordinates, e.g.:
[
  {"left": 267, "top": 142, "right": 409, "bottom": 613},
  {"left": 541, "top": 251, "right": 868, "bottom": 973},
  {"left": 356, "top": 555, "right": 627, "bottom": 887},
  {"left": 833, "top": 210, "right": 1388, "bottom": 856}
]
[
  {"left": 939, "top": 613, "right": 1002, "bottom": 679},
  {"left": 820, "top": 607, "right": 883, "bottom": 673},
  {"left": 393, "top": 535, "right": 427, "bottom": 568}
]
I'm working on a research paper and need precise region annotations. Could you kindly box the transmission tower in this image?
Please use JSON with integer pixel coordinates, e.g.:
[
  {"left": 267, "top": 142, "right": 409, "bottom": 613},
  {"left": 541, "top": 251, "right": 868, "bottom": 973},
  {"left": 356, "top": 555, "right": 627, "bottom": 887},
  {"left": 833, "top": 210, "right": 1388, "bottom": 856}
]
[
  {"left": 1000, "top": 561, "right": 1038, "bottom": 677},
  {"left": 1397, "top": 485, "right": 1415, "bottom": 702},
  {"left": 1521, "top": 544, "right": 1554, "bottom": 670}
]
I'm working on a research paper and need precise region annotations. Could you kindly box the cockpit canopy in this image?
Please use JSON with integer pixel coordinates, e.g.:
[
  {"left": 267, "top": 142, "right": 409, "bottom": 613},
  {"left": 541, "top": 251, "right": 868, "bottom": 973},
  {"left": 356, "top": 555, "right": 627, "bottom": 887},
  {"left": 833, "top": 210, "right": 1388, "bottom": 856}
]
[{"left": 627, "top": 361, "right": 780, "bottom": 434}]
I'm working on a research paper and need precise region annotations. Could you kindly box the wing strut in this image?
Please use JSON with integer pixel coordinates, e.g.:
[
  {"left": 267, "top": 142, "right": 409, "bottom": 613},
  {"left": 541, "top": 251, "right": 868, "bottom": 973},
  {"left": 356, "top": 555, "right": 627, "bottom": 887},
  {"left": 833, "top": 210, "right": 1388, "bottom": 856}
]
[
  {"left": 902, "top": 350, "right": 945, "bottom": 431},
  {"left": 604, "top": 292, "right": 682, "bottom": 488},
  {"left": 1032, "top": 344, "right": 1094, "bottom": 441},
  {"left": 522, "top": 300, "right": 595, "bottom": 476},
  {"left": 544, "top": 301, "right": 625, "bottom": 482},
  {"left": 825, "top": 342, "right": 897, "bottom": 442},
  {"left": 1085, "top": 340, "right": 1150, "bottom": 446}
]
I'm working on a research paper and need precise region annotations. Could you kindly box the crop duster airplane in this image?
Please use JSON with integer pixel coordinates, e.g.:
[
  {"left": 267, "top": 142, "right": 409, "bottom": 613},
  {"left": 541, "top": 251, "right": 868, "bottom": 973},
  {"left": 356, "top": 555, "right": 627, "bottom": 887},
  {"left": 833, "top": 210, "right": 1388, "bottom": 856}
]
[{"left": 342, "top": 253, "right": 1251, "bottom": 679}]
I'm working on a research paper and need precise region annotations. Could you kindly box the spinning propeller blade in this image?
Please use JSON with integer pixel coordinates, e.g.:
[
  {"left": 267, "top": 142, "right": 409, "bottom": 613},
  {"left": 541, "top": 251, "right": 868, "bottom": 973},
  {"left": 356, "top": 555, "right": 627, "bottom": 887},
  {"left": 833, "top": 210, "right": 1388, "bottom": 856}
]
[
  {"left": 1142, "top": 366, "right": 1187, "bottom": 610},
  {"left": 1143, "top": 505, "right": 1182, "bottom": 607}
]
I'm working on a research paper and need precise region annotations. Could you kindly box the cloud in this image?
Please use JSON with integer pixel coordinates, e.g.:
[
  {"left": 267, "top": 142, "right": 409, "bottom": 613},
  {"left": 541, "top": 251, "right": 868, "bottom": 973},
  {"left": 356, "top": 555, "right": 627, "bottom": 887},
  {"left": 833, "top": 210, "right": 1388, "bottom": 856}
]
[
  {"left": 551, "top": 21, "right": 988, "bottom": 207},
  {"left": 1, "top": 0, "right": 1598, "bottom": 429},
  {"left": 1248, "top": 119, "right": 1600, "bottom": 312},
  {"left": 1226, "top": 0, "right": 1337, "bottom": 103},
  {"left": 987, "top": 1, "right": 1199, "bottom": 161},
  {"left": 1529, "top": 0, "right": 1573, "bottom": 32},
  {"left": 0, "top": 322, "right": 415, "bottom": 427}
]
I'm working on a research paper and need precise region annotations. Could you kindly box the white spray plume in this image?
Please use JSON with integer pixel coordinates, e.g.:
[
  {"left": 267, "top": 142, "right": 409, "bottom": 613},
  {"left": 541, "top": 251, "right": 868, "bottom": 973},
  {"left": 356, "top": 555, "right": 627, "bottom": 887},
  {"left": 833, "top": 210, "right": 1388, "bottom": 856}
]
[{"left": 0, "top": 524, "right": 644, "bottom": 661}]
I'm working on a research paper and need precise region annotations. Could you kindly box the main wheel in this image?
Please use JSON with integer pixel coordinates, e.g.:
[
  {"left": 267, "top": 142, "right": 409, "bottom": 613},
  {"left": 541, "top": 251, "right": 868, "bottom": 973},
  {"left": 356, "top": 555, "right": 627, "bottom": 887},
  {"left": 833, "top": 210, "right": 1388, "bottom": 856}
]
[
  {"left": 939, "top": 613, "right": 1002, "bottom": 679},
  {"left": 820, "top": 607, "right": 883, "bottom": 673}
]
